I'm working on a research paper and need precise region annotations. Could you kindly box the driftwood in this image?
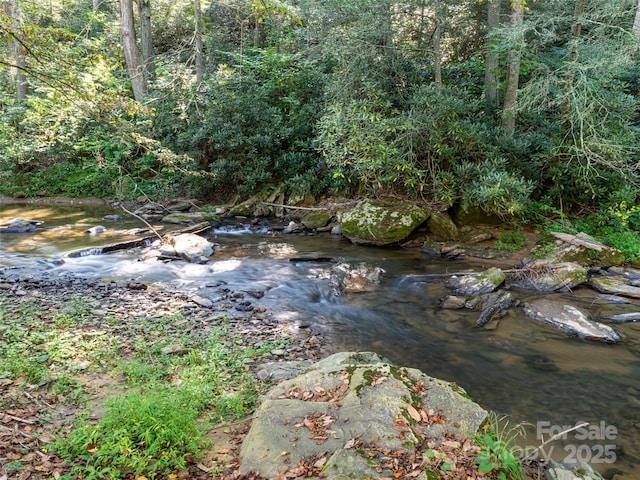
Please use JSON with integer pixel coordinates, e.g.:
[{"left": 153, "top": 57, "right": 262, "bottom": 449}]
[
  {"left": 120, "top": 204, "right": 163, "bottom": 241},
  {"left": 262, "top": 202, "right": 326, "bottom": 212},
  {"left": 66, "top": 221, "right": 213, "bottom": 258},
  {"left": 289, "top": 256, "right": 335, "bottom": 263}
]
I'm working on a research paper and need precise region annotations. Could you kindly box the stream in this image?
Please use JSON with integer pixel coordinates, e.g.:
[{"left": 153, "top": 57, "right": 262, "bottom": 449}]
[{"left": 1, "top": 202, "right": 639, "bottom": 478}]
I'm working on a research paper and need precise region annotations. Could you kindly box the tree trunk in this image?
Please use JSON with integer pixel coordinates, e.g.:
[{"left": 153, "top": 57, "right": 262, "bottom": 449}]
[
  {"left": 2, "top": 0, "right": 27, "bottom": 103},
  {"left": 484, "top": 0, "right": 500, "bottom": 116},
  {"left": 561, "top": 0, "right": 584, "bottom": 135},
  {"left": 634, "top": 0, "right": 640, "bottom": 38},
  {"left": 93, "top": 0, "right": 99, "bottom": 14},
  {"left": 137, "top": 0, "right": 155, "bottom": 82},
  {"left": 194, "top": 0, "right": 203, "bottom": 85},
  {"left": 500, "top": 0, "right": 525, "bottom": 136},
  {"left": 433, "top": 0, "right": 442, "bottom": 86},
  {"left": 119, "top": 0, "right": 145, "bottom": 101}
]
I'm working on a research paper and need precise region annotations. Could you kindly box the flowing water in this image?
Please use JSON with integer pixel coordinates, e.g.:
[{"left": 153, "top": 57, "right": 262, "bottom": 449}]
[{"left": 1, "top": 203, "right": 639, "bottom": 477}]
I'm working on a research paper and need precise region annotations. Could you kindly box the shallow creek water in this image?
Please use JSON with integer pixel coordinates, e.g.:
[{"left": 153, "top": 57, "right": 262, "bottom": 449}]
[{"left": 1, "top": 203, "right": 639, "bottom": 477}]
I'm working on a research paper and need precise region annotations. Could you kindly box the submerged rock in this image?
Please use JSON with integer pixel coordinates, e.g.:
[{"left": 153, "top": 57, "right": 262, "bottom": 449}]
[
  {"left": 338, "top": 199, "right": 430, "bottom": 246},
  {"left": 524, "top": 299, "right": 621, "bottom": 343},
  {"left": 603, "top": 312, "right": 640, "bottom": 323},
  {"left": 330, "top": 262, "right": 385, "bottom": 294},
  {"left": 0, "top": 218, "right": 42, "bottom": 233},
  {"left": 239, "top": 352, "right": 487, "bottom": 479}
]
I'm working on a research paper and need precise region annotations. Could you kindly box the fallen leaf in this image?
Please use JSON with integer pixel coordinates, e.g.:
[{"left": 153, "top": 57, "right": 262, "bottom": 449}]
[
  {"left": 344, "top": 438, "right": 358, "bottom": 449},
  {"left": 406, "top": 405, "right": 421, "bottom": 422}
]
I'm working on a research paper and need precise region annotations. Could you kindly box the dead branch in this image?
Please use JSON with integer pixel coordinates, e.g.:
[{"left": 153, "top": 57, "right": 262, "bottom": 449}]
[{"left": 120, "top": 204, "right": 163, "bottom": 241}]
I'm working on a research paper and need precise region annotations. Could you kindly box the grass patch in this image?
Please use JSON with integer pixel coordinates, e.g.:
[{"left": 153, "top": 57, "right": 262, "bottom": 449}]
[
  {"left": 0, "top": 294, "right": 283, "bottom": 478},
  {"left": 494, "top": 229, "right": 527, "bottom": 252},
  {"left": 474, "top": 412, "right": 527, "bottom": 480},
  {"left": 56, "top": 390, "right": 205, "bottom": 479}
]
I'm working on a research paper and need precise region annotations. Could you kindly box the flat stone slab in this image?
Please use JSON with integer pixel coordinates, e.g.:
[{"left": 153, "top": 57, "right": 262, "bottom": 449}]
[
  {"left": 524, "top": 299, "right": 621, "bottom": 343},
  {"left": 239, "top": 352, "right": 487, "bottom": 479},
  {"left": 589, "top": 276, "right": 640, "bottom": 299}
]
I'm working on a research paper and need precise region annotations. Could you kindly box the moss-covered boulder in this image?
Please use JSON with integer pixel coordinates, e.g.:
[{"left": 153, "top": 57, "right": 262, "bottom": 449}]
[
  {"left": 301, "top": 210, "right": 333, "bottom": 229},
  {"left": 545, "top": 232, "right": 626, "bottom": 268},
  {"left": 510, "top": 262, "right": 588, "bottom": 292},
  {"left": 427, "top": 211, "right": 460, "bottom": 240},
  {"left": 338, "top": 199, "right": 430, "bottom": 246},
  {"left": 452, "top": 202, "right": 502, "bottom": 226}
]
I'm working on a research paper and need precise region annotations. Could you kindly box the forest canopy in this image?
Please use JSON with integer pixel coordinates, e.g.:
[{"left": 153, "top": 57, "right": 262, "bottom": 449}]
[{"left": 1, "top": 0, "right": 639, "bottom": 222}]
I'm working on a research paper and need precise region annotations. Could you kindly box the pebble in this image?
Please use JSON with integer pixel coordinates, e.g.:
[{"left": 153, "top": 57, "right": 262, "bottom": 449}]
[{"left": 0, "top": 268, "right": 328, "bottom": 367}]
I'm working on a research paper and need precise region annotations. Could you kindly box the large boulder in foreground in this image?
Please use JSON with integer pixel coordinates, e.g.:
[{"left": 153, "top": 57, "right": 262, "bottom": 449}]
[
  {"left": 239, "top": 352, "right": 487, "bottom": 479},
  {"left": 338, "top": 199, "right": 429, "bottom": 246}
]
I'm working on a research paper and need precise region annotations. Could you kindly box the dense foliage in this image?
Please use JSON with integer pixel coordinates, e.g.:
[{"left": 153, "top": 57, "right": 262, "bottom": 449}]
[{"left": 1, "top": 0, "right": 639, "bottom": 220}]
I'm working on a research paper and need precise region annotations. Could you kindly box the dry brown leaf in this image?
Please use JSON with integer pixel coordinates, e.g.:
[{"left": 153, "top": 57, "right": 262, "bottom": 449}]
[
  {"left": 313, "top": 456, "right": 328, "bottom": 469},
  {"left": 344, "top": 438, "right": 358, "bottom": 449},
  {"left": 407, "top": 405, "right": 421, "bottom": 423}
]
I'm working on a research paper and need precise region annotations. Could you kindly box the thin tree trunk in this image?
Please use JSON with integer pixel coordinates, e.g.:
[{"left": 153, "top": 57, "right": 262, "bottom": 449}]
[
  {"left": 119, "top": 0, "right": 145, "bottom": 101},
  {"left": 433, "top": 0, "right": 442, "bottom": 86},
  {"left": 2, "top": 0, "right": 27, "bottom": 103},
  {"left": 194, "top": 0, "right": 203, "bottom": 85},
  {"left": 93, "top": 0, "right": 99, "bottom": 14},
  {"left": 500, "top": 0, "right": 525, "bottom": 136},
  {"left": 561, "top": 0, "right": 584, "bottom": 135},
  {"left": 484, "top": 0, "right": 499, "bottom": 116},
  {"left": 634, "top": 0, "right": 640, "bottom": 38},
  {"left": 137, "top": 0, "right": 155, "bottom": 82}
]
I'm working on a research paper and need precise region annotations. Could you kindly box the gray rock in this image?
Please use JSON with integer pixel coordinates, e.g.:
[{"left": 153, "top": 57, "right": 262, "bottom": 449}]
[
  {"left": 590, "top": 275, "right": 640, "bottom": 299},
  {"left": 603, "top": 312, "right": 640, "bottom": 323},
  {"left": 421, "top": 238, "right": 442, "bottom": 256},
  {"left": 160, "top": 233, "right": 214, "bottom": 263},
  {"left": 86, "top": 226, "right": 106, "bottom": 235},
  {"left": 543, "top": 232, "right": 625, "bottom": 267},
  {"left": 476, "top": 290, "right": 514, "bottom": 327},
  {"left": 254, "top": 360, "right": 312, "bottom": 383},
  {"left": 545, "top": 460, "right": 605, "bottom": 480},
  {"left": 191, "top": 295, "right": 213, "bottom": 308},
  {"left": 239, "top": 352, "right": 487, "bottom": 479},
  {"left": 447, "top": 267, "right": 506, "bottom": 295},
  {"left": 301, "top": 210, "right": 332, "bottom": 230},
  {"left": 0, "top": 218, "right": 42, "bottom": 233},
  {"left": 524, "top": 299, "right": 621, "bottom": 343},
  {"left": 511, "top": 262, "right": 588, "bottom": 292}
]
